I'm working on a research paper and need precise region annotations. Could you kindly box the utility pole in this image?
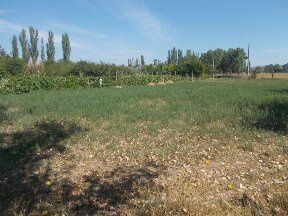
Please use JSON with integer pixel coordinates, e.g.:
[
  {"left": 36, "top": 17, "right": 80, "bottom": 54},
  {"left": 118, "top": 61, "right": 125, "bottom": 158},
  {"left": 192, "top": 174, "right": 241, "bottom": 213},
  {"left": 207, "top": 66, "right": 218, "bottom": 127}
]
[
  {"left": 212, "top": 51, "right": 215, "bottom": 79},
  {"left": 248, "top": 45, "right": 250, "bottom": 76}
]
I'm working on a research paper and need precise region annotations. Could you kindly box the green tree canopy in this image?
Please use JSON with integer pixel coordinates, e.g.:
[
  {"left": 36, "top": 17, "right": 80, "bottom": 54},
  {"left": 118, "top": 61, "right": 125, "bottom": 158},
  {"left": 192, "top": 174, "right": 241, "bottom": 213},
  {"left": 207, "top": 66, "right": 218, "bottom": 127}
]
[
  {"left": 19, "top": 29, "right": 30, "bottom": 63},
  {"left": 62, "top": 33, "right": 71, "bottom": 62},
  {"left": 46, "top": 31, "right": 55, "bottom": 62},
  {"left": 12, "top": 35, "right": 19, "bottom": 59},
  {"left": 29, "top": 27, "right": 39, "bottom": 64},
  {"left": 140, "top": 55, "right": 145, "bottom": 66},
  {"left": 41, "top": 38, "right": 45, "bottom": 63}
]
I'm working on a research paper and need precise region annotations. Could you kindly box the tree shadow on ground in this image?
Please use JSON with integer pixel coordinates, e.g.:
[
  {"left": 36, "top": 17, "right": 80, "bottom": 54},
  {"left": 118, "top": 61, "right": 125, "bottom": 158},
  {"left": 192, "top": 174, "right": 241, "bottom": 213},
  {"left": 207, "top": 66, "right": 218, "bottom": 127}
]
[
  {"left": 0, "top": 120, "right": 83, "bottom": 215},
  {"left": 0, "top": 118, "right": 164, "bottom": 215},
  {"left": 242, "top": 100, "right": 288, "bottom": 134},
  {"left": 68, "top": 163, "right": 164, "bottom": 215},
  {"left": 0, "top": 105, "right": 7, "bottom": 125},
  {"left": 271, "top": 89, "right": 288, "bottom": 94}
]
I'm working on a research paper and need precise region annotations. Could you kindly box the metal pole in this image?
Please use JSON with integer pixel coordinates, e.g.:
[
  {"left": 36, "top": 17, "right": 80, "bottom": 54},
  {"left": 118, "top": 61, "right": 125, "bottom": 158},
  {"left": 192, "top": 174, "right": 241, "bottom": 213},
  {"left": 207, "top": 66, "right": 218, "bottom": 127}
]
[
  {"left": 192, "top": 70, "right": 194, "bottom": 81},
  {"left": 212, "top": 51, "right": 215, "bottom": 79},
  {"left": 248, "top": 44, "right": 250, "bottom": 76}
]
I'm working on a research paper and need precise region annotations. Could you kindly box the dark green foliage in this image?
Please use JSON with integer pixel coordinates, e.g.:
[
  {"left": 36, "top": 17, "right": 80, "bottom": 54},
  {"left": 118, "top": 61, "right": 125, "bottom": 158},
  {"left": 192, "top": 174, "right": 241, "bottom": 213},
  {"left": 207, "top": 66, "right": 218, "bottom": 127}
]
[
  {"left": 178, "top": 57, "right": 206, "bottom": 78},
  {"left": 70, "top": 61, "right": 134, "bottom": 77},
  {"left": 141, "top": 55, "right": 145, "bottom": 66},
  {"left": 135, "top": 58, "right": 140, "bottom": 67},
  {"left": 12, "top": 35, "right": 19, "bottom": 59},
  {"left": 70, "top": 61, "right": 98, "bottom": 76},
  {"left": 252, "top": 66, "right": 263, "bottom": 78},
  {"left": 0, "top": 75, "right": 97, "bottom": 94},
  {"left": 186, "top": 49, "right": 192, "bottom": 58},
  {"left": 273, "top": 64, "right": 282, "bottom": 73},
  {"left": 44, "top": 61, "right": 75, "bottom": 76},
  {"left": 29, "top": 27, "right": 39, "bottom": 64},
  {"left": 243, "top": 99, "right": 288, "bottom": 134},
  {"left": 254, "top": 66, "right": 263, "bottom": 73},
  {"left": 263, "top": 64, "right": 282, "bottom": 73},
  {"left": 0, "top": 56, "right": 27, "bottom": 77},
  {"left": 19, "top": 29, "right": 30, "bottom": 63},
  {"left": 218, "top": 48, "right": 247, "bottom": 74},
  {"left": 213, "top": 48, "right": 225, "bottom": 71},
  {"left": 0, "top": 74, "right": 182, "bottom": 94},
  {"left": 46, "top": 31, "right": 55, "bottom": 62},
  {"left": 177, "top": 49, "right": 184, "bottom": 64},
  {"left": 167, "top": 50, "right": 171, "bottom": 64},
  {"left": 62, "top": 33, "right": 71, "bottom": 62},
  {"left": 171, "top": 47, "right": 178, "bottom": 65},
  {"left": 0, "top": 45, "right": 6, "bottom": 57},
  {"left": 264, "top": 64, "right": 274, "bottom": 73},
  {"left": 41, "top": 38, "right": 45, "bottom": 63}
]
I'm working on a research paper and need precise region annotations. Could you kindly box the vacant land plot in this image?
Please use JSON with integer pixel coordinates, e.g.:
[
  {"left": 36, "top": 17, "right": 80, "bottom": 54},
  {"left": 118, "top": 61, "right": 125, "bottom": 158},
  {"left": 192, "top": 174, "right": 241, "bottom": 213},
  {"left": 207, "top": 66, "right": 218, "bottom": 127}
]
[
  {"left": 0, "top": 79, "right": 287, "bottom": 215},
  {"left": 257, "top": 73, "right": 288, "bottom": 79}
]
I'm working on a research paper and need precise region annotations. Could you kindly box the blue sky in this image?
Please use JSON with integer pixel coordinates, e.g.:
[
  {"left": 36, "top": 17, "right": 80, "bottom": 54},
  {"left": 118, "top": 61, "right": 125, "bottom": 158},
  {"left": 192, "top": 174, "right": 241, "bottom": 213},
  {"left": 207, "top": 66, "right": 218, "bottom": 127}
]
[{"left": 0, "top": 0, "right": 288, "bottom": 66}]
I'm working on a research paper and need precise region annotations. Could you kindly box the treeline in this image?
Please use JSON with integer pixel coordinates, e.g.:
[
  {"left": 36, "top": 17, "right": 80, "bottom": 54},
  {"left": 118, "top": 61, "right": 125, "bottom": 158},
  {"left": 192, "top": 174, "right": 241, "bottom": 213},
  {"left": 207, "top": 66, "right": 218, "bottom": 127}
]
[
  {"left": 129, "top": 47, "right": 248, "bottom": 78},
  {"left": 0, "top": 26, "right": 75, "bottom": 77},
  {"left": 1, "top": 26, "right": 248, "bottom": 79},
  {"left": 253, "top": 64, "right": 286, "bottom": 74},
  {"left": 11, "top": 27, "right": 71, "bottom": 63}
]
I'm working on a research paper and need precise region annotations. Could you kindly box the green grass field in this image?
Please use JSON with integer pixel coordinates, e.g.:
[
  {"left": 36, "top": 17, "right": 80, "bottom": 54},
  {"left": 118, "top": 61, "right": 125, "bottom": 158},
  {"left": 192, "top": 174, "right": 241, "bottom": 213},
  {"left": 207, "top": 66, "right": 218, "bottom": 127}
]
[{"left": 0, "top": 79, "right": 287, "bottom": 215}]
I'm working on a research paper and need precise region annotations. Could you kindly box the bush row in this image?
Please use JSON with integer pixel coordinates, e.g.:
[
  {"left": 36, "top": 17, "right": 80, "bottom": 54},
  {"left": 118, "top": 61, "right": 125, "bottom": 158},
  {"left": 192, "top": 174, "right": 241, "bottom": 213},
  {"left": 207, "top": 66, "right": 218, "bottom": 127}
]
[
  {"left": 0, "top": 74, "right": 184, "bottom": 94},
  {"left": 0, "top": 58, "right": 137, "bottom": 78}
]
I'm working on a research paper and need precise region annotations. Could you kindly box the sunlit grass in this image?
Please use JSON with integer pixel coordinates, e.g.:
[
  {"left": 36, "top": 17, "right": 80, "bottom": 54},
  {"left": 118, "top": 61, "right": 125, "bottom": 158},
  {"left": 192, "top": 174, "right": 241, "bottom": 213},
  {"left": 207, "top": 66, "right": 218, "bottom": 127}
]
[{"left": 0, "top": 79, "right": 288, "bottom": 215}]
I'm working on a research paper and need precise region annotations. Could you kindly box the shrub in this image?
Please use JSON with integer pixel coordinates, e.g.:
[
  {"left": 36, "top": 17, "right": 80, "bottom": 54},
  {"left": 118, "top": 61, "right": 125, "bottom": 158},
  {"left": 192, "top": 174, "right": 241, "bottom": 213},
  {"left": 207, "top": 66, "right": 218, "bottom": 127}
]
[
  {"left": 0, "top": 74, "right": 183, "bottom": 94},
  {"left": 0, "top": 75, "right": 99, "bottom": 94},
  {"left": 0, "top": 57, "right": 27, "bottom": 77},
  {"left": 44, "top": 61, "right": 74, "bottom": 76},
  {"left": 70, "top": 61, "right": 135, "bottom": 77}
]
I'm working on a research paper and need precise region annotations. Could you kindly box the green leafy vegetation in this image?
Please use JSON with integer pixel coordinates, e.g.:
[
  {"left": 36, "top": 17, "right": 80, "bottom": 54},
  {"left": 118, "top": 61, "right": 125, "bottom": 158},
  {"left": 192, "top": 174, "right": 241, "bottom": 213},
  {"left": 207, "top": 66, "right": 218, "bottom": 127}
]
[
  {"left": 0, "top": 74, "right": 183, "bottom": 94},
  {"left": 0, "top": 27, "right": 253, "bottom": 95},
  {"left": 0, "top": 79, "right": 287, "bottom": 215},
  {"left": 0, "top": 24, "right": 287, "bottom": 215}
]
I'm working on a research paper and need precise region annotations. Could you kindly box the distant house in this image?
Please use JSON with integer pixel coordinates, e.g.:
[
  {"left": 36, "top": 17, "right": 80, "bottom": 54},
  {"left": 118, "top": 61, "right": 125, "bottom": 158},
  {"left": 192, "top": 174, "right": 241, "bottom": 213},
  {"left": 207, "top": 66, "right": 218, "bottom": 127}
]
[{"left": 283, "top": 63, "right": 288, "bottom": 72}]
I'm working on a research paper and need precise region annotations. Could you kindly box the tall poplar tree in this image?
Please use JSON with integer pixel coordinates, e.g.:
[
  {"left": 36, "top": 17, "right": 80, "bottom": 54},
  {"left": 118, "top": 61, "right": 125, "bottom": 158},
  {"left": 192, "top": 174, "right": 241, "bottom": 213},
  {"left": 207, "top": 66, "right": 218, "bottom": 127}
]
[
  {"left": 171, "top": 47, "right": 178, "bottom": 65},
  {"left": 167, "top": 50, "right": 171, "bottom": 64},
  {"left": 0, "top": 44, "right": 6, "bottom": 56},
  {"left": 135, "top": 58, "right": 140, "bottom": 67},
  {"left": 12, "top": 35, "right": 19, "bottom": 58},
  {"left": 140, "top": 55, "right": 145, "bottom": 66},
  {"left": 19, "top": 29, "right": 30, "bottom": 63},
  {"left": 41, "top": 38, "right": 45, "bottom": 63},
  {"left": 178, "top": 49, "right": 183, "bottom": 63},
  {"left": 62, "top": 33, "right": 71, "bottom": 62},
  {"left": 46, "top": 31, "right": 55, "bottom": 62},
  {"left": 186, "top": 49, "right": 192, "bottom": 58},
  {"left": 29, "top": 27, "right": 39, "bottom": 64}
]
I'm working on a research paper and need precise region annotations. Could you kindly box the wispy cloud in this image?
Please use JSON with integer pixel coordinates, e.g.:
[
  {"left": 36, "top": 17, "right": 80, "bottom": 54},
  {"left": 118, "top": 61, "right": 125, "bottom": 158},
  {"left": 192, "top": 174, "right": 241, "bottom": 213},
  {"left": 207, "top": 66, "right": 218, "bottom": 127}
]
[
  {"left": 121, "top": 1, "right": 170, "bottom": 42},
  {"left": 42, "top": 19, "right": 156, "bottom": 64},
  {"left": 0, "top": 19, "right": 24, "bottom": 32},
  {"left": 78, "top": 0, "right": 172, "bottom": 42},
  {"left": 258, "top": 48, "right": 288, "bottom": 54},
  {"left": 0, "top": 9, "right": 14, "bottom": 15},
  {"left": 0, "top": 19, "right": 84, "bottom": 48},
  {"left": 43, "top": 20, "right": 108, "bottom": 39},
  {"left": 0, "top": 15, "right": 158, "bottom": 64}
]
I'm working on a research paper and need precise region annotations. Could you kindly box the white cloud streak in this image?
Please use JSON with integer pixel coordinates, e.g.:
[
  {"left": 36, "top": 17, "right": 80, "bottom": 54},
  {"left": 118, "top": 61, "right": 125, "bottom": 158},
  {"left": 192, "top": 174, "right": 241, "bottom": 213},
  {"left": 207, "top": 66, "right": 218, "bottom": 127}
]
[
  {"left": 258, "top": 48, "right": 288, "bottom": 54},
  {"left": 0, "top": 19, "right": 84, "bottom": 48},
  {"left": 0, "top": 9, "right": 14, "bottom": 15},
  {"left": 42, "top": 19, "right": 156, "bottom": 64},
  {"left": 0, "top": 1, "right": 163, "bottom": 64},
  {"left": 78, "top": 0, "right": 171, "bottom": 42}
]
